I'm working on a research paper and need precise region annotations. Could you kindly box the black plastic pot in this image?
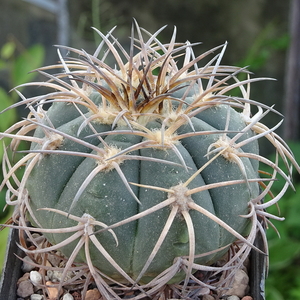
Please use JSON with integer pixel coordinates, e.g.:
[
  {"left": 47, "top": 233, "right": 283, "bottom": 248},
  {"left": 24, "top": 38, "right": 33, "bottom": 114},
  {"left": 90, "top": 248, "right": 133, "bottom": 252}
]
[
  {"left": 249, "top": 228, "right": 267, "bottom": 300},
  {"left": 0, "top": 228, "right": 24, "bottom": 300},
  {"left": 0, "top": 227, "right": 266, "bottom": 300}
]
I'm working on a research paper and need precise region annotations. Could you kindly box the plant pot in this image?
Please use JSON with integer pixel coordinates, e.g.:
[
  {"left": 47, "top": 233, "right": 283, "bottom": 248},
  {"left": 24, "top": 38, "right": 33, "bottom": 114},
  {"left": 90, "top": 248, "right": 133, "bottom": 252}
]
[
  {"left": 249, "top": 228, "right": 266, "bottom": 300},
  {"left": 0, "top": 227, "right": 266, "bottom": 300},
  {"left": 0, "top": 228, "right": 25, "bottom": 300}
]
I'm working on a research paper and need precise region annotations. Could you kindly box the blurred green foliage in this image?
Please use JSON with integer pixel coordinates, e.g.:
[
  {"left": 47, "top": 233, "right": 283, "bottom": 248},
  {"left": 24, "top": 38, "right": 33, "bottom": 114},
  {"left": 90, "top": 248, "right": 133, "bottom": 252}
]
[
  {"left": 76, "top": 0, "right": 118, "bottom": 45},
  {"left": 0, "top": 41, "right": 45, "bottom": 169},
  {"left": 261, "top": 142, "right": 300, "bottom": 300},
  {"left": 237, "top": 21, "right": 289, "bottom": 71},
  {"left": 230, "top": 23, "right": 299, "bottom": 298},
  {"left": 0, "top": 41, "right": 45, "bottom": 271}
]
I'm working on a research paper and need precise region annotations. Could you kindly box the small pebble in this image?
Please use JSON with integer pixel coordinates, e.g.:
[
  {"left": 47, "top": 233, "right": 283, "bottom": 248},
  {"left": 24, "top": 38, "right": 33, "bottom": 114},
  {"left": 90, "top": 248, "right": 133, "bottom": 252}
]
[
  {"left": 17, "top": 279, "right": 34, "bottom": 298},
  {"left": 47, "top": 269, "right": 73, "bottom": 282},
  {"left": 47, "top": 254, "right": 62, "bottom": 268},
  {"left": 85, "top": 288, "right": 101, "bottom": 300},
  {"left": 198, "top": 287, "right": 210, "bottom": 295},
  {"left": 242, "top": 297, "right": 253, "bottom": 300},
  {"left": 225, "top": 269, "right": 249, "bottom": 298},
  {"left": 227, "top": 296, "right": 240, "bottom": 300},
  {"left": 30, "top": 271, "right": 43, "bottom": 286},
  {"left": 17, "top": 272, "right": 30, "bottom": 284},
  {"left": 22, "top": 256, "right": 36, "bottom": 272},
  {"left": 63, "top": 293, "right": 74, "bottom": 300},
  {"left": 30, "top": 294, "right": 44, "bottom": 300},
  {"left": 46, "top": 281, "right": 63, "bottom": 299},
  {"left": 202, "top": 295, "right": 214, "bottom": 300}
]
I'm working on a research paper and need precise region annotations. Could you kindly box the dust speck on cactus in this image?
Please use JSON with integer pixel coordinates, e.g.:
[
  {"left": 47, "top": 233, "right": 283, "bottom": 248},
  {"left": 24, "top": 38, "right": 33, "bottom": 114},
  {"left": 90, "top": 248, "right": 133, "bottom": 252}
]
[{"left": 1, "top": 20, "right": 299, "bottom": 299}]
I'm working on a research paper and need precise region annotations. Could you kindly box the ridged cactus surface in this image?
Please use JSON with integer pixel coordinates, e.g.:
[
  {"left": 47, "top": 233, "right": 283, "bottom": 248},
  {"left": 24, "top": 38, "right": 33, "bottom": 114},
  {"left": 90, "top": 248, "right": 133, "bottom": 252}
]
[
  {"left": 1, "top": 22, "right": 299, "bottom": 298},
  {"left": 26, "top": 98, "right": 259, "bottom": 282}
]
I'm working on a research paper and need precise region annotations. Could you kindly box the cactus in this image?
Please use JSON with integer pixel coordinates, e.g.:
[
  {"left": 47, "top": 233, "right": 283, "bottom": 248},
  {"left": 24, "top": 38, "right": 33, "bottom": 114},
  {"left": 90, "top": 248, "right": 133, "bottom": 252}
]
[{"left": 1, "top": 21, "right": 299, "bottom": 299}]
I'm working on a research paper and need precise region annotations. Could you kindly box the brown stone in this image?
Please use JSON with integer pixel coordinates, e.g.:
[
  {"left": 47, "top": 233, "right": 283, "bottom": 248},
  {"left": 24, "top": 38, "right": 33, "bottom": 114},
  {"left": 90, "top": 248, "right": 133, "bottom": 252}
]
[
  {"left": 16, "top": 279, "right": 34, "bottom": 298},
  {"left": 17, "top": 272, "right": 30, "bottom": 284},
  {"left": 85, "top": 288, "right": 101, "bottom": 300},
  {"left": 46, "top": 281, "right": 63, "bottom": 299}
]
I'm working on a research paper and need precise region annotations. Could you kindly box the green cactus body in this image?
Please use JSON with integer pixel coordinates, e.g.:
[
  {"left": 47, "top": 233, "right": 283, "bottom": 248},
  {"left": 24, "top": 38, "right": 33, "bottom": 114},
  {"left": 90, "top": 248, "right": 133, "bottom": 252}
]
[{"left": 25, "top": 91, "right": 259, "bottom": 283}]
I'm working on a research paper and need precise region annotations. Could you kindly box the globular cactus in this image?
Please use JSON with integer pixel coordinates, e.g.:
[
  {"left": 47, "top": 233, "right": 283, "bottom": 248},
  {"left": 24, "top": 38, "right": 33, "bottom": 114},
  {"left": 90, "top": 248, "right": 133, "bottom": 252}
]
[{"left": 1, "top": 21, "right": 299, "bottom": 299}]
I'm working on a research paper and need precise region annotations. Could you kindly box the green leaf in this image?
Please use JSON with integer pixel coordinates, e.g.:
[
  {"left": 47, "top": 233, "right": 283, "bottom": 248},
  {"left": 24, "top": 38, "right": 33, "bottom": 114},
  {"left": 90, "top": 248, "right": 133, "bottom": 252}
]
[
  {"left": 12, "top": 44, "right": 45, "bottom": 87},
  {"left": 268, "top": 237, "right": 300, "bottom": 269},
  {"left": 0, "top": 88, "right": 16, "bottom": 131},
  {"left": 0, "top": 225, "right": 10, "bottom": 273},
  {"left": 1, "top": 42, "right": 16, "bottom": 60},
  {"left": 265, "top": 288, "right": 285, "bottom": 300},
  {"left": 0, "top": 87, "right": 17, "bottom": 160},
  {"left": 0, "top": 59, "right": 6, "bottom": 69}
]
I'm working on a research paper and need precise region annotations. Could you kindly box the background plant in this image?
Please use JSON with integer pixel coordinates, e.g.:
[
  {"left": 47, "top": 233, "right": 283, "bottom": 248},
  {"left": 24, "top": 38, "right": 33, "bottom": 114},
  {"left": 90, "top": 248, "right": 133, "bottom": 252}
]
[
  {"left": 0, "top": 41, "right": 44, "bottom": 271},
  {"left": 231, "top": 26, "right": 300, "bottom": 300},
  {"left": 262, "top": 142, "right": 300, "bottom": 300}
]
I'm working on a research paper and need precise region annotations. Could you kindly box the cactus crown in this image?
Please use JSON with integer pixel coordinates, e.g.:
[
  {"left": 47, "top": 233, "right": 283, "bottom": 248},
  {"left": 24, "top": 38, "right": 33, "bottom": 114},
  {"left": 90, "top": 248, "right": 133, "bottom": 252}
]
[{"left": 1, "top": 20, "right": 299, "bottom": 299}]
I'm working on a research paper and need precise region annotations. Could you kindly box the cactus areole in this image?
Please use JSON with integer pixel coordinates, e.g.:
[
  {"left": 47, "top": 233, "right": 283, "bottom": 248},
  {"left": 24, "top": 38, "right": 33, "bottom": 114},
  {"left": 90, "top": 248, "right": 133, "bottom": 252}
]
[{"left": 1, "top": 22, "right": 299, "bottom": 296}]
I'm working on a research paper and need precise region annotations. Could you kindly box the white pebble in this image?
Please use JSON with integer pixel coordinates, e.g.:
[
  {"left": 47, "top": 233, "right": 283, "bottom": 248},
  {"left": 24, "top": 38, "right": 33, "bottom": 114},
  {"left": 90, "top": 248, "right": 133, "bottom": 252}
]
[
  {"left": 30, "top": 294, "right": 44, "bottom": 300},
  {"left": 30, "top": 271, "right": 42, "bottom": 286},
  {"left": 63, "top": 293, "right": 74, "bottom": 300},
  {"left": 227, "top": 296, "right": 240, "bottom": 300}
]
